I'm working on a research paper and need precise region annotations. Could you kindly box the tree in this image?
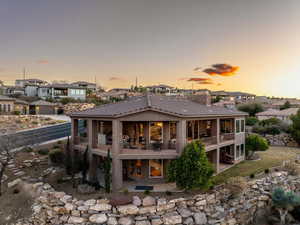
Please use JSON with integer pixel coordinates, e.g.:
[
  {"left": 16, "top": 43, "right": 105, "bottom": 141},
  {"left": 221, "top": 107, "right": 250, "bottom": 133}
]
[
  {"left": 81, "top": 146, "right": 90, "bottom": 184},
  {"left": 272, "top": 188, "right": 300, "bottom": 225},
  {"left": 238, "top": 103, "right": 264, "bottom": 117},
  {"left": 246, "top": 117, "right": 259, "bottom": 126},
  {"left": 167, "top": 140, "right": 214, "bottom": 190},
  {"left": 245, "top": 134, "right": 269, "bottom": 158},
  {"left": 103, "top": 149, "right": 112, "bottom": 193},
  {"left": 280, "top": 101, "right": 291, "bottom": 110},
  {"left": 290, "top": 109, "right": 300, "bottom": 145}
]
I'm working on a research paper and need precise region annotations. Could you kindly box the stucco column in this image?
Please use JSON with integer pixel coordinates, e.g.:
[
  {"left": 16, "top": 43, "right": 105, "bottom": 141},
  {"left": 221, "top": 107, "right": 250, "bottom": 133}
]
[
  {"left": 216, "top": 118, "right": 220, "bottom": 144},
  {"left": 215, "top": 148, "right": 220, "bottom": 173},
  {"left": 163, "top": 121, "right": 170, "bottom": 149},
  {"left": 88, "top": 119, "right": 93, "bottom": 148},
  {"left": 71, "top": 118, "right": 79, "bottom": 145},
  {"left": 112, "top": 120, "right": 123, "bottom": 191},
  {"left": 143, "top": 122, "right": 150, "bottom": 149},
  {"left": 176, "top": 120, "right": 187, "bottom": 154}
]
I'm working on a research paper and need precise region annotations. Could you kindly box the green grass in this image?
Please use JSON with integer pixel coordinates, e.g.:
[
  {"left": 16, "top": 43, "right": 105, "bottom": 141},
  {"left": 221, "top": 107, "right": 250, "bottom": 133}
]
[{"left": 213, "top": 146, "right": 300, "bottom": 185}]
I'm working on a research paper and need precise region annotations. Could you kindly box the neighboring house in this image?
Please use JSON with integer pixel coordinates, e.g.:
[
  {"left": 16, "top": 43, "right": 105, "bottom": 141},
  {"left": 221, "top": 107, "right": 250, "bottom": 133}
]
[
  {"left": 146, "top": 84, "right": 175, "bottom": 94},
  {"left": 269, "top": 99, "right": 300, "bottom": 109},
  {"left": 0, "top": 95, "right": 15, "bottom": 114},
  {"left": 70, "top": 95, "right": 247, "bottom": 191},
  {"left": 29, "top": 100, "right": 58, "bottom": 115},
  {"left": 97, "top": 90, "right": 129, "bottom": 101},
  {"left": 212, "top": 91, "right": 256, "bottom": 103},
  {"left": 37, "top": 84, "right": 86, "bottom": 100},
  {"left": 3, "top": 86, "right": 25, "bottom": 95},
  {"left": 15, "top": 78, "right": 48, "bottom": 87},
  {"left": 256, "top": 108, "right": 299, "bottom": 124},
  {"left": 14, "top": 99, "right": 29, "bottom": 114},
  {"left": 71, "top": 81, "right": 97, "bottom": 91}
]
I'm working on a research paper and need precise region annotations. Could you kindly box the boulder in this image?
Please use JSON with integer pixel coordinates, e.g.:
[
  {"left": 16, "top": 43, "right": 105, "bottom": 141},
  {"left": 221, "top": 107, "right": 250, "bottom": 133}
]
[
  {"left": 89, "top": 214, "right": 108, "bottom": 224},
  {"left": 119, "top": 216, "right": 134, "bottom": 225},
  {"left": 7, "top": 178, "right": 22, "bottom": 188},
  {"left": 118, "top": 204, "right": 139, "bottom": 215},
  {"left": 90, "top": 203, "right": 112, "bottom": 211},
  {"left": 133, "top": 196, "right": 142, "bottom": 206},
  {"left": 163, "top": 213, "right": 182, "bottom": 225},
  {"left": 193, "top": 212, "right": 207, "bottom": 225},
  {"left": 68, "top": 216, "right": 86, "bottom": 224},
  {"left": 143, "top": 196, "right": 156, "bottom": 206}
]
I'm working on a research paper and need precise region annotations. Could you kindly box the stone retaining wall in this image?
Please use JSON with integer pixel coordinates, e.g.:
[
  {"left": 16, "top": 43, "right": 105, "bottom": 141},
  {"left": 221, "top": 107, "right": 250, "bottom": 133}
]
[{"left": 14, "top": 172, "right": 300, "bottom": 225}]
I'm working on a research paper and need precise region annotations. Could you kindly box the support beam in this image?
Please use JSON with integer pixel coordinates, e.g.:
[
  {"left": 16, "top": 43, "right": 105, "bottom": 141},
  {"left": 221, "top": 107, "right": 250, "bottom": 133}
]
[
  {"left": 143, "top": 122, "right": 150, "bottom": 148},
  {"left": 112, "top": 158, "right": 123, "bottom": 192},
  {"left": 176, "top": 120, "right": 187, "bottom": 154},
  {"left": 112, "top": 120, "right": 123, "bottom": 191},
  {"left": 163, "top": 121, "right": 170, "bottom": 149}
]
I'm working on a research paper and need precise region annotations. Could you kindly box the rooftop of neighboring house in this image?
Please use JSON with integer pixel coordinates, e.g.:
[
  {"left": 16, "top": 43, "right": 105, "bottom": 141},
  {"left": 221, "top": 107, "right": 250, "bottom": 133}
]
[
  {"left": 29, "top": 100, "right": 58, "bottom": 106},
  {"left": 16, "top": 78, "right": 47, "bottom": 83},
  {"left": 71, "top": 94, "right": 247, "bottom": 118},
  {"left": 211, "top": 91, "right": 256, "bottom": 97},
  {"left": 270, "top": 99, "right": 300, "bottom": 106},
  {"left": 40, "top": 83, "right": 87, "bottom": 89},
  {"left": 14, "top": 99, "right": 29, "bottom": 105},
  {"left": 0, "top": 95, "right": 15, "bottom": 101},
  {"left": 71, "top": 81, "right": 96, "bottom": 86},
  {"left": 146, "top": 84, "right": 174, "bottom": 89},
  {"left": 257, "top": 108, "right": 300, "bottom": 116}
]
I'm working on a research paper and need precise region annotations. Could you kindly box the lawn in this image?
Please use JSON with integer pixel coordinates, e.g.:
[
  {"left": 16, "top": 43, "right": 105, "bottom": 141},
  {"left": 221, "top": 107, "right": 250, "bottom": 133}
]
[{"left": 213, "top": 146, "right": 300, "bottom": 185}]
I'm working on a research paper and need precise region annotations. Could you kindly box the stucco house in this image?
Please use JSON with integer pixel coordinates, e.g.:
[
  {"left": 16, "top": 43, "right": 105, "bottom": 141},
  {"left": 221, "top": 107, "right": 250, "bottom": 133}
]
[
  {"left": 70, "top": 95, "right": 247, "bottom": 191},
  {"left": 256, "top": 108, "right": 299, "bottom": 124}
]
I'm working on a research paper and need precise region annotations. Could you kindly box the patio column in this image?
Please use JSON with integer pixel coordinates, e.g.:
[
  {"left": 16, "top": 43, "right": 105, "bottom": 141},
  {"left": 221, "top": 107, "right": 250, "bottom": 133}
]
[
  {"left": 212, "top": 148, "right": 220, "bottom": 173},
  {"left": 176, "top": 120, "right": 187, "bottom": 154},
  {"left": 143, "top": 122, "right": 150, "bottom": 148},
  {"left": 71, "top": 118, "right": 79, "bottom": 145},
  {"left": 163, "top": 121, "right": 170, "bottom": 149},
  {"left": 216, "top": 118, "right": 220, "bottom": 144},
  {"left": 112, "top": 120, "right": 123, "bottom": 191},
  {"left": 88, "top": 120, "right": 98, "bottom": 149}
]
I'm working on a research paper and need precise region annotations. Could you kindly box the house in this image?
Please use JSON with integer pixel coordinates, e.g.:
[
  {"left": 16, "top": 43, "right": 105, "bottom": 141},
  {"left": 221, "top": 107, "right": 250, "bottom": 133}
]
[
  {"left": 146, "top": 84, "right": 175, "bottom": 94},
  {"left": 2, "top": 86, "right": 25, "bottom": 96},
  {"left": 0, "top": 95, "right": 15, "bottom": 114},
  {"left": 70, "top": 95, "right": 247, "bottom": 191},
  {"left": 211, "top": 91, "right": 256, "bottom": 103},
  {"left": 14, "top": 99, "right": 29, "bottom": 114},
  {"left": 15, "top": 78, "right": 48, "bottom": 87},
  {"left": 97, "top": 90, "right": 130, "bottom": 101},
  {"left": 29, "top": 100, "right": 59, "bottom": 115},
  {"left": 256, "top": 108, "right": 299, "bottom": 124},
  {"left": 37, "top": 84, "right": 86, "bottom": 100},
  {"left": 71, "top": 81, "right": 97, "bottom": 92}
]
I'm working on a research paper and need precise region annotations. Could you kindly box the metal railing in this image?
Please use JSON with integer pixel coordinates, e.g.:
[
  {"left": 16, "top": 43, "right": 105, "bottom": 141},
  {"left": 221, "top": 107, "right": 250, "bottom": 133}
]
[{"left": 220, "top": 133, "right": 235, "bottom": 142}]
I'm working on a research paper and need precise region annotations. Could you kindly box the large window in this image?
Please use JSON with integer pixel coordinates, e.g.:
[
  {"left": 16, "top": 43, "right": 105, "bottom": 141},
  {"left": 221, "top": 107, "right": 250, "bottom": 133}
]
[
  {"left": 149, "top": 159, "right": 163, "bottom": 178},
  {"left": 236, "top": 120, "right": 240, "bottom": 133},
  {"left": 150, "top": 122, "right": 163, "bottom": 143}
]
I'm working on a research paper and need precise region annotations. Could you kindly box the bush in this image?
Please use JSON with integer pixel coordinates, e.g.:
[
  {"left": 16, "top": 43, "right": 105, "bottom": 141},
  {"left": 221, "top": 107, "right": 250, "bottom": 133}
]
[
  {"left": 22, "top": 146, "right": 33, "bottom": 153},
  {"left": 14, "top": 111, "right": 21, "bottom": 115},
  {"left": 246, "top": 117, "right": 258, "bottom": 126},
  {"left": 238, "top": 103, "right": 264, "bottom": 117},
  {"left": 49, "top": 149, "right": 65, "bottom": 164},
  {"left": 250, "top": 173, "right": 255, "bottom": 179},
  {"left": 264, "top": 168, "right": 270, "bottom": 174},
  {"left": 225, "top": 176, "right": 248, "bottom": 198},
  {"left": 246, "top": 134, "right": 269, "bottom": 157},
  {"left": 167, "top": 140, "right": 214, "bottom": 190},
  {"left": 290, "top": 109, "right": 300, "bottom": 145},
  {"left": 38, "top": 148, "right": 49, "bottom": 155},
  {"left": 144, "top": 190, "right": 150, "bottom": 195},
  {"left": 283, "top": 162, "right": 300, "bottom": 176},
  {"left": 259, "top": 117, "right": 281, "bottom": 127},
  {"left": 165, "top": 191, "right": 172, "bottom": 196},
  {"left": 252, "top": 125, "right": 267, "bottom": 135}
]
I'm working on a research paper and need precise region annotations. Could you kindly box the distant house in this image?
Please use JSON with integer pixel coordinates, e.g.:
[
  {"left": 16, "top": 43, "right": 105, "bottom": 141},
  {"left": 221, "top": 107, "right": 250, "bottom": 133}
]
[
  {"left": 97, "top": 90, "right": 129, "bottom": 101},
  {"left": 15, "top": 78, "right": 48, "bottom": 87},
  {"left": 37, "top": 84, "right": 86, "bottom": 100},
  {"left": 71, "top": 81, "right": 97, "bottom": 91},
  {"left": 29, "top": 100, "right": 58, "bottom": 115},
  {"left": 2, "top": 86, "right": 25, "bottom": 96},
  {"left": 211, "top": 91, "right": 255, "bottom": 103},
  {"left": 14, "top": 99, "right": 29, "bottom": 115},
  {"left": 256, "top": 108, "right": 300, "bottom": 124},
  {"left": 0, "top": 95, "right": 29, "bottom": 114},
  {"left": 146, "top": 84, "right": 175, "bottom": 94}
]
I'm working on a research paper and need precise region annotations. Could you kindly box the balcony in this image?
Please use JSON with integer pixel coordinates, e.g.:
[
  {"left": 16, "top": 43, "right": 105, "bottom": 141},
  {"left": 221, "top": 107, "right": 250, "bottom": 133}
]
[{"left": 220, "top": 133, "right": 235, "bottom": 143}]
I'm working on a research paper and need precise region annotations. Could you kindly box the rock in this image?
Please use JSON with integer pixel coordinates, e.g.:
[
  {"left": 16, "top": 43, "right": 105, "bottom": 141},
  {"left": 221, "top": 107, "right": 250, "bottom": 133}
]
[
  {"left": 89, "top": 214, "right": 108, "bottom": 224},
  {"left": 68, "top": 216, "right": 86, "bottom": 224},
  {"left": 90, "top": 203, "right": 112, "bottom": 211},
  {"left": 178, "top": 208, "right": 193, "bottom": 218},
  {"left": 195, "top": 200, "right": 206, "bottom": 206},
  {"left": 61, "top": 195, "right": 72, "bottom": 203},
  {"left": 7, "top": 178, "right": 22, "bottom": 188},
  {"left": 65, "top": 203, "right": 75, "bottom": 211},
  {"left": 110, "top": 195, "right": 132, "bottom": 206},
  {"left": 183, "top": 217, "right": 194, "bottom": 225},
  {"left": 136, "top": 220, "right": 151, "bottom": 225},
  {"left": 107, "top": 217, "right": 118, "bottom": 225},
  {"left": 142, "top": 196, "right": 156, "bottom": 206},
  {"left": 193, "top": 212, "right": 207, "bottom": 225},
  {"left": 133, "top": 196, "right": 142, "bottom": 206},
  {"left": 119, "top": 216, "right": 134, "bottom": 225},
  {"left": 84, "top": 199, "right": 97, "bottom": 206},
  {"left": 163, "top": 213, "right": 182, "bottom": 225},
  {"left": 151, "top": 218, "right": 163, "bottom": 225},
  {"left": 226, "top": 218, "right": 237, "bottom": 225},
  {"left": 139, "top": 206, "right": 156, "bottom": 214},
  {"left": 157, "top": 202, "right": 176, "bottom": 212},
  {"left": 118, "top": 204, "right": 139, "bottom": 215}
]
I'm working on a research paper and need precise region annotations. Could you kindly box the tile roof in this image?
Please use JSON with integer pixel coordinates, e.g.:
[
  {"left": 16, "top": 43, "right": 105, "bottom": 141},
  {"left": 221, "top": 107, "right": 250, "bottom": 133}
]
[
  {"left": 0, "top": 95, "right": 15, "bottom": 101},
  {"left": 71, "top": 95, "right": 247, "bottom": 118},
  {"left": 30, "top": 100, "right": 57, "bottom": 106},
  {"left": 257, "top": 108, "right": 300, "bottom": 116}
]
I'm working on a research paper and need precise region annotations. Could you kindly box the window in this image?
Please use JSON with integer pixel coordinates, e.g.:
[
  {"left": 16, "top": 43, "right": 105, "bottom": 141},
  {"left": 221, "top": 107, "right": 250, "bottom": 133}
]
[
  {"left": 241, "top": 120, "right": 245, "bottom": 132},
  {"left": 7, "top": 104, "right": 11, "bottom": 112},
  {"left": 150, "top": 122, "right": 163, "bottom": 143},
  {"left": 149, "top": 159, "right": 163, "bottom": 178},
  {"left": 241, "top": 144, "right": 245, "bottom": 156},
  {"left": 236, "top": 120, "right": 240, "bottom": 133}
]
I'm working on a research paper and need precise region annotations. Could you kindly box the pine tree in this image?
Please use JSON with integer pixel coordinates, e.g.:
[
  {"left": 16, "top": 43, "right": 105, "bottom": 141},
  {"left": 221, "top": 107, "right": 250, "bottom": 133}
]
[{"left": 81, "top": 146, "right": 90, "bottom": 184}]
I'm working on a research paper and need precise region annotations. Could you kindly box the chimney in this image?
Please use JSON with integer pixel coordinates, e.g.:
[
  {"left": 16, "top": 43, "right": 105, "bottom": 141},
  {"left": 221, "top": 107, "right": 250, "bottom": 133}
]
[{"left": 188, "top": 90, "right": 211, "bottom": 106}]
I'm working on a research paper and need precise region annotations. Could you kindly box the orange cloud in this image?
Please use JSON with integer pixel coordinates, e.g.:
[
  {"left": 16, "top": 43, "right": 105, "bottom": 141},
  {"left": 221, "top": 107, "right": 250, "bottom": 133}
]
[
  {"left": 187, "top": 78, "right": 214, "bottom": 85},
  {"left": 202, "top": 64, "right": 239, "bottom": 76},
  {"left": 37, "top": 59, "right": 49, "bottom": 64}
]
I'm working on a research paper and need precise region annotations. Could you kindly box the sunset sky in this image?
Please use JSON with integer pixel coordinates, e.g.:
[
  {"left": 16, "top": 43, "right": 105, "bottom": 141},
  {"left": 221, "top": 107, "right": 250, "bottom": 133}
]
[{"left": 1, "top": 0, "right": 300, "bottom": 97}]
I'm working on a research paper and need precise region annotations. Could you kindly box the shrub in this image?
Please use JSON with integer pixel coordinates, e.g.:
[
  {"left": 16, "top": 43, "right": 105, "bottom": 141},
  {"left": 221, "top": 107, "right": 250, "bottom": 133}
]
[
  {"left": 246, "top": 117, "right": 259, "bottom": 126},
  {"left": 250, "top": 173, "right": 255, "bottom": 179},
  {"left": 165, "top": 191, "right": 172, "bottom": 196},
  {"left": 49, "top": 149, "right": 65, "bottom": 164},
  {"left": 259, "top": 117, "right": 281, "bottom": 127},
  {"left": 238, "top": 103, "right": 264, "bottom": 117},
  {"left": 144, "top": 190, "right": 150, "bottom": 195},
  {"left": 38, "top": 148, "right": 49, "bottom": 155},
  {"left": 246, "top": 134, "right": 269, "bottom": 157},
  {"left": 283, "top": 162, "right": 300, "bottom": 176},
  {"left": 264, "top": 168, "right": 270, "bottom": 174},
  {"left": 264, "top": 125, "right": 281, "bottom": 135},
  {"left": 167, "top": 140, "right": 214, "bottom": 190},
  {"left": 225, "top": 176, "right": 248, "bottom": 198},
  {"left": 22, "top": 146, "right": 33, "bottom": 153},
  {"left": 252, "top": 125, "right": 267, "bottom": 135},
  {"left": 290, "top": 109, "right": 300, "bottom": 145}
]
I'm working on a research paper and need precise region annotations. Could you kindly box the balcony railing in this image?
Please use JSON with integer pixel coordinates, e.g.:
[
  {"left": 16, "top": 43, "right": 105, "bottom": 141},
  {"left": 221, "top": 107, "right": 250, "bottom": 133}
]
[
  {"left": 220, "top": 133, "right": 235, "bottom": 142},
  {"left": 201, "top": 136, "right": 218, "bottom": 146}
]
